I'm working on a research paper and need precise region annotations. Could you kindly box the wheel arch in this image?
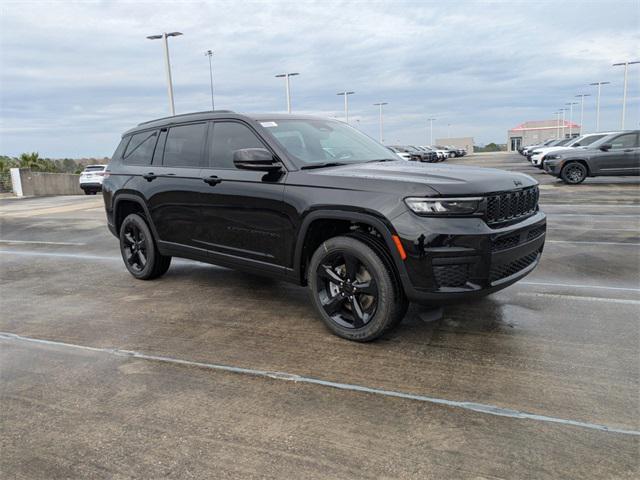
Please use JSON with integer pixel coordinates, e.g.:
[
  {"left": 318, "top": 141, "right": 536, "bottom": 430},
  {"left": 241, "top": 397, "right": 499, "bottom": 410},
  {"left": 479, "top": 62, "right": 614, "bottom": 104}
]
[
  {"left": 113, "top": 192, "right": 159, "bottom": 239},
  {"left": 563, "top": 158, "right": 591, "bottom": 176},
  {"left": 294, "top": 210, "right": 409, "bottom": 289}
]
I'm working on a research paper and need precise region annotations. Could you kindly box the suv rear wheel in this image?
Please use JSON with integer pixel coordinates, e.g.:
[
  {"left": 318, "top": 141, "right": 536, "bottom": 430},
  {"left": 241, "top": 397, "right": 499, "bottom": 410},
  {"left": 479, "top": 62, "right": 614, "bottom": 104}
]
[
  {"left": 560, "top": 162, "right": 587, "bottom": 184},
  {"left": 308, "top": 236, "right": 406, "bottom": 341},
  {"left": 119, "top": 213, "right": 171, "bottom": 280}
]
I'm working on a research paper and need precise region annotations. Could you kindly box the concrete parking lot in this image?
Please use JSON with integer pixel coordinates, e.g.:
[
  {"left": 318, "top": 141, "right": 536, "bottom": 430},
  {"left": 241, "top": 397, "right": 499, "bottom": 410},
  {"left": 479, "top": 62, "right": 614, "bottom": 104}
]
[{"left": 1, "top": 153, "right": 638, "bottom": 479}]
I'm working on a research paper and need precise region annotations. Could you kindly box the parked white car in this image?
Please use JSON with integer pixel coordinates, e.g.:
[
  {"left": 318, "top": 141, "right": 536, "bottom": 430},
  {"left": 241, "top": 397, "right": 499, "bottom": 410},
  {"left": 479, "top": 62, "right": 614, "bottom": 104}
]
[
  {"left": 79, "top": 164, "right": 107, "bottom": 195},
  {"left": 530, "top": 133, "right": 609, "bottom": 168},
  {"left": 421, "top": 145, "right": 447, "bottom": 160}
]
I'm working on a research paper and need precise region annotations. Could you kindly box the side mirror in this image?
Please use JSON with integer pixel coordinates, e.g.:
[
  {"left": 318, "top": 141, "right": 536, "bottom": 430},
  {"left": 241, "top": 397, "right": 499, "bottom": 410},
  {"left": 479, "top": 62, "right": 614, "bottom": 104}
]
[
  {"left": 599, "top": 144, "right": 612, "bottom": 151},
  {"left": 233, "top": 148, "right": 282, "bottom": 171}
]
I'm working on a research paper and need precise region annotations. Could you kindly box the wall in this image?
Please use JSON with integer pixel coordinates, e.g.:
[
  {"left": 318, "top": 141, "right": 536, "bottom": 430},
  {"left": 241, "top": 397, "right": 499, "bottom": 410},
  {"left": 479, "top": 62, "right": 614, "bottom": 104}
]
[
  {"left": 434, "top": 137, "right": 474, "bottom": 154},
  {"left": 10, "top": 168, "right": 83, "bottom": 196}
]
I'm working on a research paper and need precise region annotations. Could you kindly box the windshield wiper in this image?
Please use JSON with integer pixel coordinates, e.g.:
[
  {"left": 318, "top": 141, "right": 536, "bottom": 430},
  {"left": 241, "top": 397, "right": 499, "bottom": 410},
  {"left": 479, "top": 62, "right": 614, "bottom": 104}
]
[
  {"left": 300, "top": 162, "right": 348, "bottom": 170},
  {"left": 365, "top": 158, "right": 397, "bottom": 163}
]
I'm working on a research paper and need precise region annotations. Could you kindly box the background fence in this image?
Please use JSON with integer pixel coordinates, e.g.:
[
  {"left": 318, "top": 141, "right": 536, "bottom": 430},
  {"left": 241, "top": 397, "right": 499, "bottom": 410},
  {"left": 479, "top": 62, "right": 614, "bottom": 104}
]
[{"left": 0, "top": 172, "right": 12, "bottom": 193}]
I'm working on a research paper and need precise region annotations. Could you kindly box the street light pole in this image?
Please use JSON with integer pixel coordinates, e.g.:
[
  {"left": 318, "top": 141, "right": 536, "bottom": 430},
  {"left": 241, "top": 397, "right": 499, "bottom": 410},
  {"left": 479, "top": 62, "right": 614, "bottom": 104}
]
[
  {"left": 553, "top": 111, "right": 560, "bottom": 138},
  {"left": 427, "top": 118, "right": 436, "bottom": 145},
  {"left": 147, "top": 32, "right": 183, "bottom": 116},
  {"left": 589, "top": 81, "right": 610, "bottom": 132},
  {"left": 275, "top": 72, "right": 300, "bottom": 113},
  {"left": 565, "top": 102, "right": 578, "bottom": 137},
  {"left": 337, "top": 91, "right": 355, "bottom": 123},
  {"left": 204, "top": 50, "right": 214, "bottom": 110},
  {"left": 373, "top": 102, "right": 388, "bottom": 143},
  {"left": 575, "top": 94, "right": 590, "bottom": 134},
  {"left": 612, "top": 61, "right": 640, "bottom": 129},
  {"left": 559, "top": 108, "right": 567, "bottom": 138}
]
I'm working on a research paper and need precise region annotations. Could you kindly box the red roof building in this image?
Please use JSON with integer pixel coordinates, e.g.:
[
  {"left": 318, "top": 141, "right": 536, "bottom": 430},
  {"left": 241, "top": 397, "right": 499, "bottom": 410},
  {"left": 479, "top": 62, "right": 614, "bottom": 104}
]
[{"left": 507, "top": 119, "right": 581, "bottom": 151}]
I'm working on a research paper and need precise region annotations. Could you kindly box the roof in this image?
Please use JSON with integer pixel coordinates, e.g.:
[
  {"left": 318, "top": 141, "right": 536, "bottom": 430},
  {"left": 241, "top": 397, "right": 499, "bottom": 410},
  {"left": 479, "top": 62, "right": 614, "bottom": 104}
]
[
  {"left": 124, "top": 111, "right": 336, "bottom": 136},
  {"left": 509, "top": 119, "right": 580, "bottom": 132}
]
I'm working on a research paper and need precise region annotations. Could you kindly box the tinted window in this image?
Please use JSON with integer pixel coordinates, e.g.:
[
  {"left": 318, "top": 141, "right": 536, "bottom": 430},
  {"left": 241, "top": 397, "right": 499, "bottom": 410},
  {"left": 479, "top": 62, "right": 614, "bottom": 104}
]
[
  {"left": 573, "top": 134, "right": 605, "bottom": 146},
  {"left": 111, "top": 137, "right": 130, "bottom": 162},
  {"left": 84, "top": 165, "right": 106, "bottom": 172},
  {"left": 123, "top": 131, "right": 158, "bottom": 165},
  {"left": 163, "top": 123, "right": 207, "bottom": 167},
  {"left": 210, "top": 122, "right": 266, "bottom": 169},
  {"left": 610, "top": 133, "right": 638, "bottom": 149}
]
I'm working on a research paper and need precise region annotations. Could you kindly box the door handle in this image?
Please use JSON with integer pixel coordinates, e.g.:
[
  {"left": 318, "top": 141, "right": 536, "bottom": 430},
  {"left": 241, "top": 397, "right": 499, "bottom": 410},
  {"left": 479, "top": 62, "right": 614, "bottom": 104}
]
[
  {"left": 203, "top": 175, "right": 222, "bottom": 186},
  {"left": 143, "top": 172, "right": 157, "bottom": 182}
]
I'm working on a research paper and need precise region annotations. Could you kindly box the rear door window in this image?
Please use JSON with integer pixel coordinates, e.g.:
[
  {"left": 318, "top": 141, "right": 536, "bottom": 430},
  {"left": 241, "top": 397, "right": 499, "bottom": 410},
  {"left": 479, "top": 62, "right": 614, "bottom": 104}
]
[
  {"left": 123, "top": 131, "right": 158, "bottom": 165},
  {"left": 163, "top": 123, "right": 208, "bottom": 167}
]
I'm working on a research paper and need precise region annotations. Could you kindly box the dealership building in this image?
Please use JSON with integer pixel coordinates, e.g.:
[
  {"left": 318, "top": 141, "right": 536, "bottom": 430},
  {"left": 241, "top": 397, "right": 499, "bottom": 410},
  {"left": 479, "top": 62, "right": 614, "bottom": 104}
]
[{"left": 507, "top": 119, "right": 580, "bottom": 151}]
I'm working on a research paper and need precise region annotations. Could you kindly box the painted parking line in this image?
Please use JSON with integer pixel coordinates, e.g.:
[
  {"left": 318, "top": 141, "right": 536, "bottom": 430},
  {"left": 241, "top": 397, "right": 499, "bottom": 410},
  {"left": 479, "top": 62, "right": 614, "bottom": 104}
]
[
  {"left": 546, "top": 214, "right": 639, "bottom": 218},
  {"left": 546, "top": 240, "right": 640, "bottom": 246},
  {"left": 1, "top": 332, "right": 638, "bottom": 437},
  {"left": 541, "top": 204, "right": 640, "bottom": 208},
  {"left": 517, "top": 292, "right": 640, "bottom": 305},
  {"left": 0, "top": 239, "right": 86, "bottom": 246},
  {"left": 2, "top": 249, "right": 638, "bottom": 293},
  {"left": 520, "top": 281, "right": 640, "bottom": 293}
]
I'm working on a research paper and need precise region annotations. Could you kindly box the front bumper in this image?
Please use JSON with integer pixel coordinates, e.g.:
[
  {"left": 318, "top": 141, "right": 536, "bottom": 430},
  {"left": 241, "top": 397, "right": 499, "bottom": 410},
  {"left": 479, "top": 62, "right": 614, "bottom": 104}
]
[
  {"left": 391, "top": 211, "right": 546, "bottom": 304},
  {"left": 543, "top": 162, "right": 562, "bottom": 176}
]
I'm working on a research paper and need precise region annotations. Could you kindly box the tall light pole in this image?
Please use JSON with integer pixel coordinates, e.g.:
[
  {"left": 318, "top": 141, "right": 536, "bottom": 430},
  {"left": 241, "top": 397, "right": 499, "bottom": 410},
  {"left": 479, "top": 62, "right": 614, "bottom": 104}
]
[
  {"left": 612, "top": 61, "right": 640, "bottom": 129},
  {"left": 565, "top": 102, "right": 578, "bottom": 137},
  {"left": 559, "top": 108, "right": 567, "bottom": 138},
  {"left": 275, "top": 72, "right": 299, "bottom": 113},
  {"left": 147, "top": 32, "right": 183, "bottom": 116},
  {"left": 204, "top": 50, "right": 215, "bottom": 110},
  {"left": 590, "top": 81, "right": 610, "bottom": 131},
  {"left": 337, "top": 91, "right": 355, "bottom": 123},
  {"left": 427, "top": 118, "right": 436, "bottom": 145},
  {"left": 575, "top": 94, "right": 590, "bottom": 134},
  {"left": 553, "top": 111, "right": 561, "bottom": 138},
  {"left": 373, "top": 102, "right": 388, "bottom": 143}
]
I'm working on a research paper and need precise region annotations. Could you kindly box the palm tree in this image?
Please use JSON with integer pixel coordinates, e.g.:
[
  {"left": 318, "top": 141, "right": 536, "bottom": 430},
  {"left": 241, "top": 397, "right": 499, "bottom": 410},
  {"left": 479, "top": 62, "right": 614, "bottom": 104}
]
[{"left": 18, "top": 152, "right": 43, "bottom": 170}]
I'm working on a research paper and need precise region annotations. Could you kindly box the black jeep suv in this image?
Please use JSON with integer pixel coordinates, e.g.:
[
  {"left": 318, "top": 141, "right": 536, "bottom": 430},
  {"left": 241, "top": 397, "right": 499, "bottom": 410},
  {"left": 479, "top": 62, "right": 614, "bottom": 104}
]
[{"left": 103, "top": 111, "right": 546, "bottom": 341}]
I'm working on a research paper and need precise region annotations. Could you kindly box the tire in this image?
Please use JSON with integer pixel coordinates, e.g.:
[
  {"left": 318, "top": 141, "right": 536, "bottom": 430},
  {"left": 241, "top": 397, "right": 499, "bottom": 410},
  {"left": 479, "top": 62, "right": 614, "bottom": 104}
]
[
  {"left": 83, "top": 189, "right": 91, "bottom": 195},
  {"left": 308, "top": 235, "right": 407, "bottom": 342},
  {"left": 560, "top": 162, "right": 587, "bottom": 184},
  {"left": 119, "top": 213, "right": 171, "bottom": 280}
]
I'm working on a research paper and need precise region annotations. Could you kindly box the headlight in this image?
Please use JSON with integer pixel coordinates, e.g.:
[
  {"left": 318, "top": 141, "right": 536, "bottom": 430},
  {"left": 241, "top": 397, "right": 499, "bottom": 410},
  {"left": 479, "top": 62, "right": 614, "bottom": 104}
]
[
  {"left": 545, "top": 154, "right": 561, "bottom": 160},
  {"left": 531, "top": 150, "right": 541, "bottom": 155},
  {"left": 405, "top": 197, "right": 481, "bottom": 215}
]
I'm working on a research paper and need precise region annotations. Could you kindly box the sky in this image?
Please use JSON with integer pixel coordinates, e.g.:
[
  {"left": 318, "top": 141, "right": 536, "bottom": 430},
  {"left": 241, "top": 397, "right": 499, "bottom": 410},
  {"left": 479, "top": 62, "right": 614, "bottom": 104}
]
[{"left": 0, "top": 0, "right": 638, "bottom": 158}]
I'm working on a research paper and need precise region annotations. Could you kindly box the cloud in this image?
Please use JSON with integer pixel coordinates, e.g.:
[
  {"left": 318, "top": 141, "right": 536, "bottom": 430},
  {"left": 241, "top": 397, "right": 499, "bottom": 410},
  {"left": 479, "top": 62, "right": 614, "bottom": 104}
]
[{"left": 0, "top": 0, "right": 638, "bottom": 156}]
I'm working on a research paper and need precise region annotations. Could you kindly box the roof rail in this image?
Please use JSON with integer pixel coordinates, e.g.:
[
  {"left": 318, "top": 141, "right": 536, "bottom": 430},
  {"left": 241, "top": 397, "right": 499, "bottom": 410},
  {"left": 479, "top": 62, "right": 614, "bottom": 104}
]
[{"left": 137, "top": 110, "right": 236, "bottom": 126}]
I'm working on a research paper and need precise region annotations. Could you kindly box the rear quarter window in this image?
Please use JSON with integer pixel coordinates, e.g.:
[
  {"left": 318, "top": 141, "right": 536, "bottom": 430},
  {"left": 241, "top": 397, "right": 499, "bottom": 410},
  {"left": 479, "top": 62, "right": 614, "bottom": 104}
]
[{"left": 123, "top": 130, "right": 159, "bottom": 165}]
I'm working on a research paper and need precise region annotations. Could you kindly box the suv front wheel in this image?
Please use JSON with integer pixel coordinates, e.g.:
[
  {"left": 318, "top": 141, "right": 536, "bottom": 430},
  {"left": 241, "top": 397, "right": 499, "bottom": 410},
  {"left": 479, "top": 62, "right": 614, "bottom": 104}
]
[
  {"left": 560, "top": 162, "right": 587, "bottom": 184},
  {"left": 119, "top": 213, "right": 172, "bottom": 280},
  {"left": 308, "top": 236, "right": 406, "bottom": 342}
]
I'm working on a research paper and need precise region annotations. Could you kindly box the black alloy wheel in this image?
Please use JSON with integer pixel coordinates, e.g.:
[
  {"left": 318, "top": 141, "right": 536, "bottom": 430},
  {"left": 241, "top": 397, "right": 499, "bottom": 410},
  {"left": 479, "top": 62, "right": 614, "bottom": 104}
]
[
  {"left": 316, "top": 251, "right": 379, "bottom": 329},
  {"left": 122, "top": 221, "right": 148, "bottom": 273},
  {"left": 308, "top": 236, "right": 406, "bottom": 341},
  {"left": 560, "top": 162, "right": 587, "bottom": 184},
  {"left": 119, "top": 213, "right": 172, "bottom": 280}
]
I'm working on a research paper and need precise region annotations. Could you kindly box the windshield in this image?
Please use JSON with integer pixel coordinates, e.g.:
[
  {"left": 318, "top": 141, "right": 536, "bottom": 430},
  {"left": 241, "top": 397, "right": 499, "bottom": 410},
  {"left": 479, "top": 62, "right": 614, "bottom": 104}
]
[{"left": 260, "top": 118, "right": 395, "bottom": 166}]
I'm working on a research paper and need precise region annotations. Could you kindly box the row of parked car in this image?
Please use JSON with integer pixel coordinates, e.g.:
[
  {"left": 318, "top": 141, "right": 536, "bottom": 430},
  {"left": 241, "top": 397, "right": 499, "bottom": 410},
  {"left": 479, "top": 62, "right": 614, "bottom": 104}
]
[
  {"left": 517, "top": 130, "right": 640, "bottom": 184},
  {"left": 388, "top": 145, "right": 467, "bottom": 163}
]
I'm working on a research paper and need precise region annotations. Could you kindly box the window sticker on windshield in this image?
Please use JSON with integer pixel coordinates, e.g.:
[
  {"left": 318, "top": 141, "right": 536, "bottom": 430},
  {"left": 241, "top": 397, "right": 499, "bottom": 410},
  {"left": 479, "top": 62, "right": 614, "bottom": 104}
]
[{"left": 260, "top": 121, "right": 278, "bottom": 128}]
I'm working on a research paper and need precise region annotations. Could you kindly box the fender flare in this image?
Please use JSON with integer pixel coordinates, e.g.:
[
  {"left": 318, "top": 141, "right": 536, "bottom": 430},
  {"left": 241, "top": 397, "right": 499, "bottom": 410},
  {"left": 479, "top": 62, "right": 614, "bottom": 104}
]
[
  {"left": 293, "top": 209, "right": 410, "bottom": 287},
  {"left": 112, "top": 192, "right": 160, "bottom": 240}
]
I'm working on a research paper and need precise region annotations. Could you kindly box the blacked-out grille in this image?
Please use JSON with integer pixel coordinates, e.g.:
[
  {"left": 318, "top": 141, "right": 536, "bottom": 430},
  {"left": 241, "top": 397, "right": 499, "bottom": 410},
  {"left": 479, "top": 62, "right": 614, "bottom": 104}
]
[
  {"left": 433, "top": 264, "right": 469, "bottom": 288},
  {"left": 490, "top": 251, "right": 540, "bottom": 282},
  {"left": 486, "top": 186, "right": 539, "bottom": 226},
  {"left": 492, "top": 233, "right": 520, "bottom": 252},
  {"left": 527, "top": 224, "right": 546, "bottom": 240}
]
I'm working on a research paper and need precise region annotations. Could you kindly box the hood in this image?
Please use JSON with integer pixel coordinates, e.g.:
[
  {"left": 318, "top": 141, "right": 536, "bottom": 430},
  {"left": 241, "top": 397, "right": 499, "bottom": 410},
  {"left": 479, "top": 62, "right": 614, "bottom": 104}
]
[{"left": 304, "top": 160, "right": 536, "bottom": 196}]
